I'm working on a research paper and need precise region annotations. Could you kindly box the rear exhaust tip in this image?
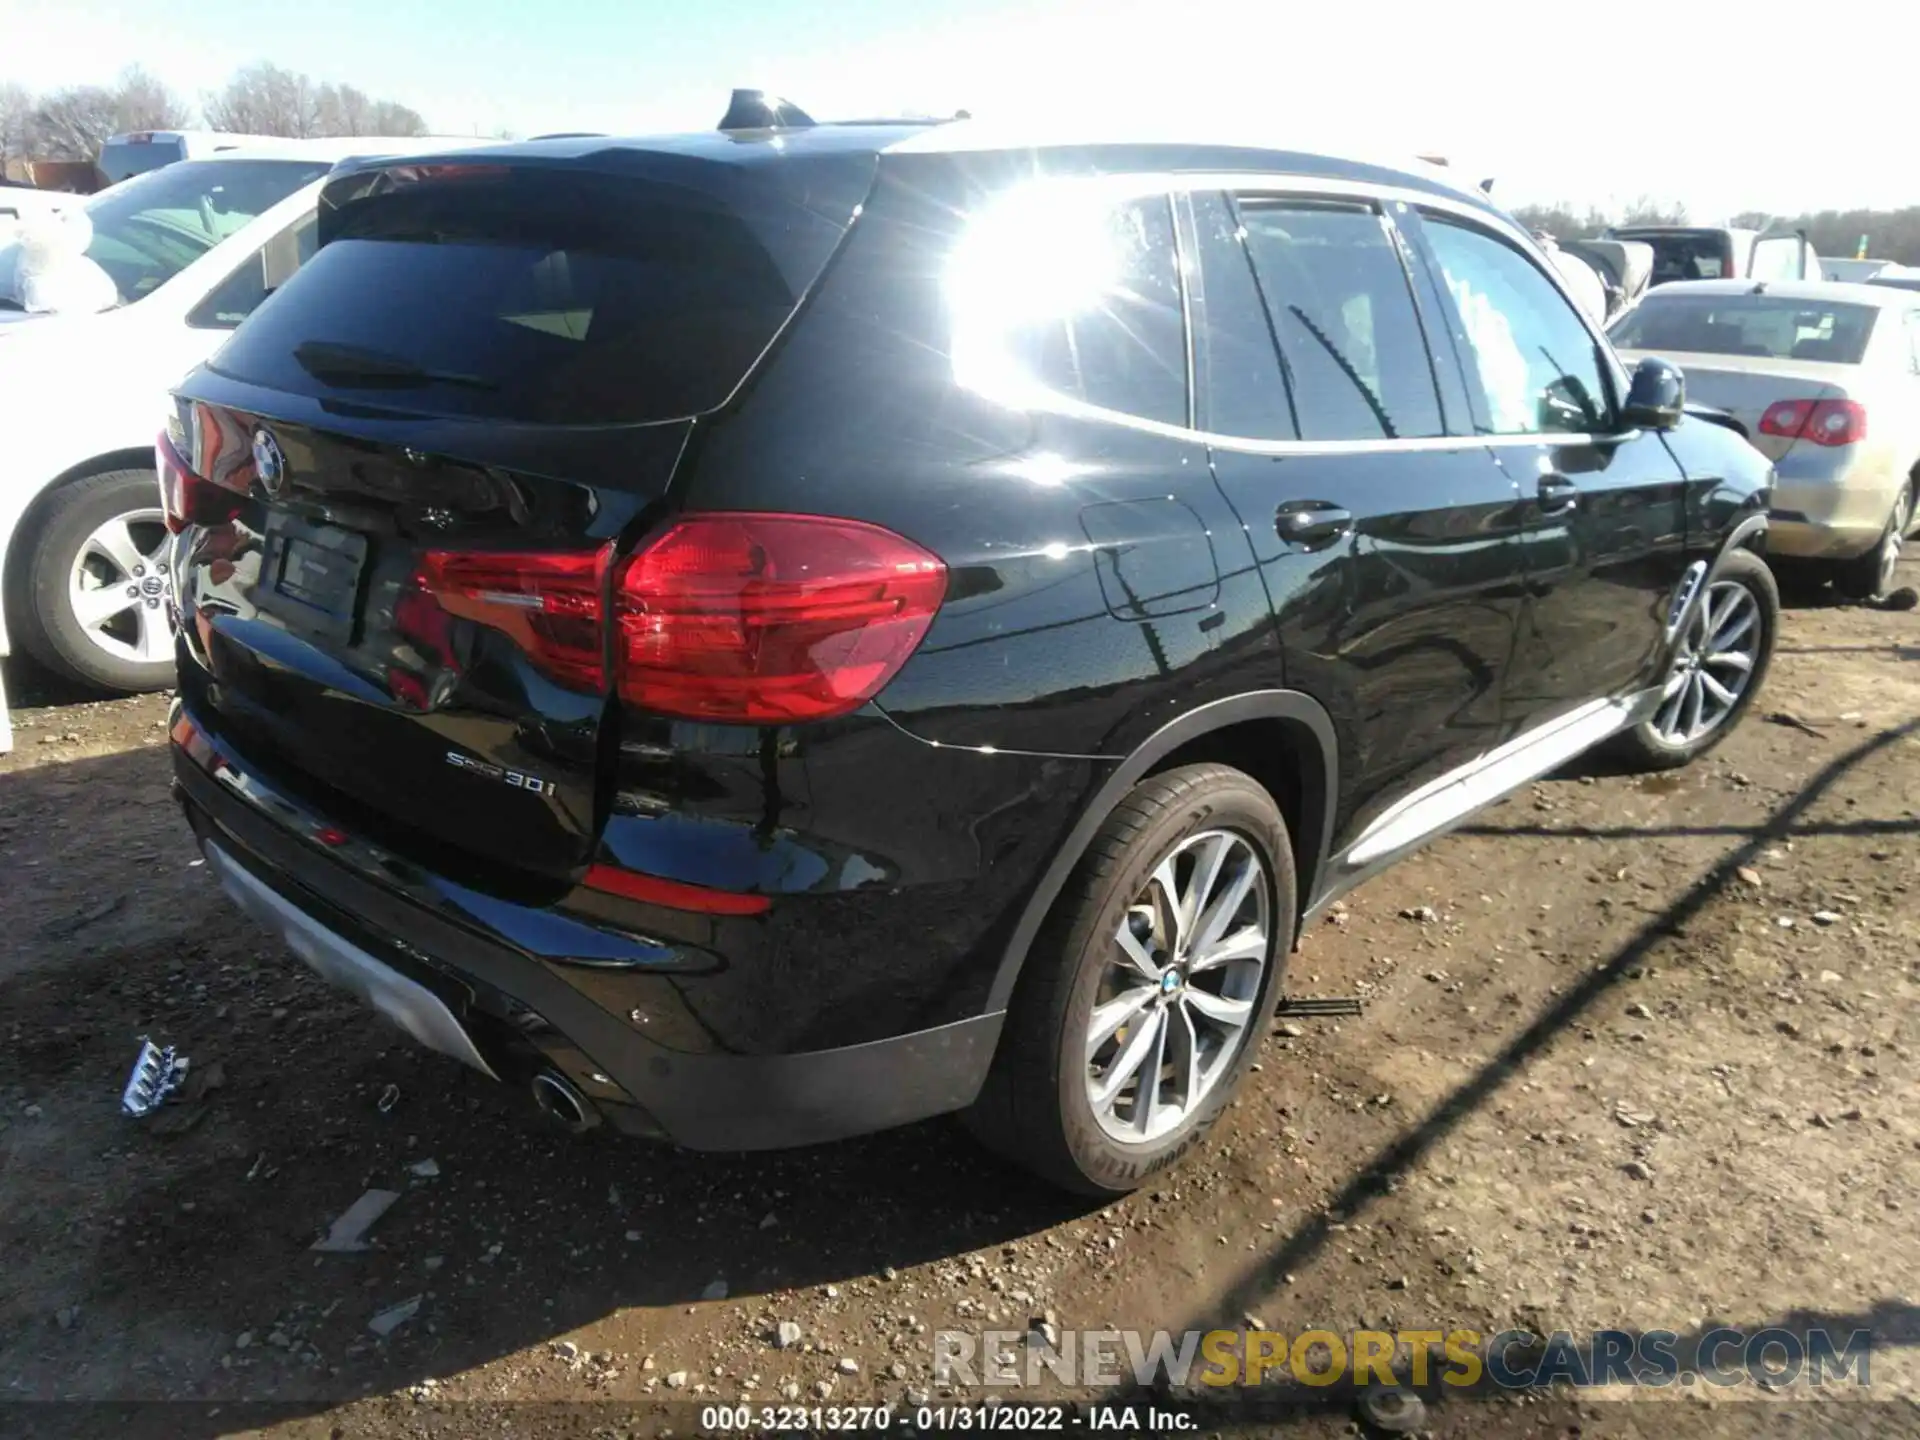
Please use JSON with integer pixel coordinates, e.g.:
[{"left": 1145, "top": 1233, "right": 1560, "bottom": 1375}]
[{"left": 530, "top": 1069, "right": 600, "bottom": 1135}]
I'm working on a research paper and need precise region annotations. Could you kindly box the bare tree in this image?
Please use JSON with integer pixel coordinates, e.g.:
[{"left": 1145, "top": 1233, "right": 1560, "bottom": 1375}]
[
  {"left": 1, "top": 81, "right": 34, "bottom": 169},
  {"left": 365, "top": 99, "right": 428, "bottom": 137},
  {"left": 1619, "top": 195, "right": 1689, "bottom": 227},
  {"left": 203, "top": 62, "right": 320, "bottom": 137},
  {"left": 28, "top": 85, "right": 121, "bottom": 160},
  {"left": 205, "top": 63, "right": 427, "bottom": 138},
  {"left": 110, "top": 65, "right": 191, "bottom": 132}
]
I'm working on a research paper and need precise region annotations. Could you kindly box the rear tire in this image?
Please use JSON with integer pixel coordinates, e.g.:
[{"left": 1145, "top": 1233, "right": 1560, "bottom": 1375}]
[
  {"left": 1832, "top": 483, "right": 1913, "bottom": 602},
  {"left": 1610, "top": 548, "right": 1777, "bottom": 771},
  {"left": 4, "top": 469, "right": 176, "bottom": 694},
  {"left": 963, "top": 764, "right": 1294, "bottom": 1195}
]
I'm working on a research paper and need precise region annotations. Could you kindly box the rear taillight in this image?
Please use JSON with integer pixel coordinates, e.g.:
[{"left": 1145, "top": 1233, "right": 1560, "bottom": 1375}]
[
  {"left": 409, "top": 514, "right": 946, "bottom": 717},
  {"left": 156, "top": 432, "right": 244, "bottom": 534},
  {"left": 612, "top": 513, "right": 948, "bottom": 724},
  {"left": 1757, "top": 398, "right": 1866, "bottom": 447},
  {"left": 415, "top": 549, "right": 607, "bottom": 690}
]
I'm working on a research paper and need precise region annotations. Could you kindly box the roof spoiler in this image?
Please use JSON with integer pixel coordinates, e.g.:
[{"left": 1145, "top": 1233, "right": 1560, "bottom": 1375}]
[{"left": 720, "top": 89, "right": 818, "bottom": 131}]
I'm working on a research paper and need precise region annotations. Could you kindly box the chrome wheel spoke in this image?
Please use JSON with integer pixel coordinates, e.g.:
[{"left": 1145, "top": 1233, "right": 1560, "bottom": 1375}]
[
  {"left": 72, "top": 584, "right": 138, "bottom": 630},
  {"left": 1179, "top": 833, "right": 1230, "bottom": 942},
  {"left": 1705, "top": 649, "right": 1752, "bottom": 673},
  {"left": 1187, "top": 924, "right": 1266, "bottom": 972},
  {"left": 1167, "top": 1002, "right": 1200, "bottom": 1111},
  {"left": 1087, "top": 986, "right": 1156, "bottom": 1060},
  {"left": 1698, "top": 669, "right": 1737, "bottom": 709},
  {"left": 1091, "top": 1006, "right": 1164, "bottom": 1114},
  {"left": 1652, "top": 580, "right": 1761, "bottom": 747},
  {"left": 83, "top": 517, "right": 147, "bottom": 578},
  {"left": 1190, "top": 856, "right": 1256, "bottom": 956},
  {"left": 1114, "top": 919, "right": 1162, "bottom": 983},
  {"left": 1131, "top": 1007, "right": 1171, "bottom": 1137},
  {"left": 1183, "top": 987, "right": 1253, "bottom": 1029}
]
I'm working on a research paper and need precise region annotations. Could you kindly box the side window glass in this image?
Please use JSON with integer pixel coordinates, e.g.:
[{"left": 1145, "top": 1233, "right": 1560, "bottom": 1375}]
[
  {"left": 189, "top": 212, "right": 317, "bottom": 330},
  {"left": 1421, "top": 214, "right": 1613, "bottom": 435},
  {"left": 1234, "top": 198, "right": 1444, "bottom": 441},
  {"left": 1189, "top": 191, "right": 1297, "bottom": 439},
  {"left": 950, "top": 189, "right": 1187, "bottom": 427}
]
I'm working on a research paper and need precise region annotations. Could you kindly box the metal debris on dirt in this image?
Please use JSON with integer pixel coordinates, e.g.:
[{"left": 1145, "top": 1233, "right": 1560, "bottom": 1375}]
[
  {"left": 311, "top": 1188, "right": 402, "bottom": 1253},
  {"left": 376, "top": 1083, "right": 401, "bottom": 1114},
  {"left": 407, "top": 1157, "right": 441, "bottom": 1179},
  {"left": 121, "top": 1039, "right": 190, "bottom": 1117},
  {"left": 367, "top": 1295, "right": 422, "bottom": 1338},
  {"left": 1357, "top": 1384, "right": 1427, "bottom": 1433}
]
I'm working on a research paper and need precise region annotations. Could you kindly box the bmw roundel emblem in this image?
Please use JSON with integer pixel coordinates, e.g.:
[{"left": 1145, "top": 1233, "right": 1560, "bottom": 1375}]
[{"left": 252, "top": 428, "right": 286, "bottom": 496}]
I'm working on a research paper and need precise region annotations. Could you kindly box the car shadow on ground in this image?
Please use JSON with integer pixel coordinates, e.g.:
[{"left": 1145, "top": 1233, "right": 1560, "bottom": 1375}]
[
  {"left": 1136, "top": 713, "right": 1920, "bottom": 1431},
  {"left": 0, "top": 743, "right": 1099, "bottom": 1433}
]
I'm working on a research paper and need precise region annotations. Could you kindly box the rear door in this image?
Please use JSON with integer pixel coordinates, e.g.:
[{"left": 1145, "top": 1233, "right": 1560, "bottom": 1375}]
[
  {"left": 1412, "top": 209, "right": 1689, "bottom": 726},
  {"left": 1189, "top": 187, "right": 1529, "bottom": 846},
  {"left": 171, "top": 153, "right": 869, "bottom": 881}
]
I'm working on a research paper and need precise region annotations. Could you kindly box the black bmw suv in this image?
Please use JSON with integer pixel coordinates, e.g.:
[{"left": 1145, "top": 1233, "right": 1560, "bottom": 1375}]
[{"left": 162, "top": 110, "right": 1775, "bottom": 1195}]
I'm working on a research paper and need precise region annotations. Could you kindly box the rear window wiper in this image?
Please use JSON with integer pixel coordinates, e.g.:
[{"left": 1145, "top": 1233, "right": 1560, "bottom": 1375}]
[{"left": 292, "top": 340, "right": 498, "bottom": 392}]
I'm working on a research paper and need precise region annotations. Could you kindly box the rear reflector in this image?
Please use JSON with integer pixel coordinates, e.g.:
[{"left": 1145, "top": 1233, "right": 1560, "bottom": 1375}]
[
  {"left": 613, "top": 513, "right": 947, "bottom": 724},
  {"left": 582, "top": 863, "right": 772, "bottom": 915},
  {"left": 156, "top": 432, "right": 244, "bottom": 533},
  {"left": 1758, "top": 398, "right": 1866, "bottom": 446}
]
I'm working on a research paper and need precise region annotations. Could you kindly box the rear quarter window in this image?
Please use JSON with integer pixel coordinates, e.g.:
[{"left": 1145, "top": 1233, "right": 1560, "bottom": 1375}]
[
  {"left": 947, "top": 185, "right": 1188, "bottom": 428},
  {"left": 209, "top": 165, "right": 837, "bottom": 425}
]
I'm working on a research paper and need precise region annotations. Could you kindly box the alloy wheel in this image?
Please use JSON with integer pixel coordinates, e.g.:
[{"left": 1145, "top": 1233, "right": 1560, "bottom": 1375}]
[
  {"left": 1085, "top": 829, "right": 1271, "bottom": 1143},
  {"left": 1651, "top": 579, "right": 1762, "bottom": 747},
  {"left": 67, "top": 508, "right": 174, "bottom": 666}
]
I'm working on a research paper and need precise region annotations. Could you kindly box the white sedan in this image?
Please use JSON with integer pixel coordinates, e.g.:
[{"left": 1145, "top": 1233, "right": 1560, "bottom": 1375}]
[{"left": 0, "top": 136, "right": 483, "bottom": 697}]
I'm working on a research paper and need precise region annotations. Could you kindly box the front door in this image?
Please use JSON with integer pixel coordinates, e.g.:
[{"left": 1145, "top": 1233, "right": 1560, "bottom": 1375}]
[
  {"left": 1410, "top": 208, "right": 1690, "bottom": 729},
  {"left": 1183, "top": 188, "right": 1530, "bottom": 849}
]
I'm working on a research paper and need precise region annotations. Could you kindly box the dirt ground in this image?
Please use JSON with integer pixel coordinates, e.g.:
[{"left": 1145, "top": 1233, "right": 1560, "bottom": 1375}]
[{"left": 2, "top": 565, "right": 1917, "bottom": 1440}]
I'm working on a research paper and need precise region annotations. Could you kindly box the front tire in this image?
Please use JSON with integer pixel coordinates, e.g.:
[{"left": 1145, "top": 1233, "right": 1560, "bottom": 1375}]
[
  {"left": 5, "top": 469, "right": 177, "bottom": 693},
  {"left": 965, "top": 764, "right": 1294, "bottom": 1195},
  {"left": 1612, "top": 547, "right": 1777, "bottom": 771}
]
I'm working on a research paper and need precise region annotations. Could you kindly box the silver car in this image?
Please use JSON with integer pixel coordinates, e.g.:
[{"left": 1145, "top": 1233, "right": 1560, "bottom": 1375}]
[{"left": 1611, "top": 279, "right": 1920, "bottom": 598}]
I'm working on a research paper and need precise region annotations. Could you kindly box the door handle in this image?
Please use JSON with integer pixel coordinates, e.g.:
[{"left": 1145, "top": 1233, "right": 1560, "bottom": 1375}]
[
  {"left": 1276, "top": 502, "right": 1354, "bottom": 546},
  {"left": 1537, "top": 474, "right": 1579, "bottom": 513}
]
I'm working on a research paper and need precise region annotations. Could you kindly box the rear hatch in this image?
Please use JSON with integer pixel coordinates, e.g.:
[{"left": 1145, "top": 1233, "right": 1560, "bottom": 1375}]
[{"left": 169, "top": 145, "right": 874, "bottom": 881}]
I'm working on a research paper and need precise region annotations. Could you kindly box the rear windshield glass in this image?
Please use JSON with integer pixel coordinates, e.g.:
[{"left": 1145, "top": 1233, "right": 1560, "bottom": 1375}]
[
  {"left": 1609, "top": 294, "right": 1877, "bottom": 365},
  {"left": 1620, "top": 232, "right": 1731, "bottom": 285},
  {"left": 99, "top": 139, "right": 189, "bottom": 184},
  {"left": 210, "top": 165, "right": 820, "bottom": 425}
]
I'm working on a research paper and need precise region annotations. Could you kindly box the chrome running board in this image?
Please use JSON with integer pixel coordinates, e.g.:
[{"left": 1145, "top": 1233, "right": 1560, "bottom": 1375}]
[{"left": 1336, "top": 687, "right": 1660, "bottom": 875}]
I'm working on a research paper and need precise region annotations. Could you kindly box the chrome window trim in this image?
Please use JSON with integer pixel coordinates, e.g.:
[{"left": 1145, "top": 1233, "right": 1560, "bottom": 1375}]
[{"left": 955, "top": 168, "right": 1633, "bottom": 456}]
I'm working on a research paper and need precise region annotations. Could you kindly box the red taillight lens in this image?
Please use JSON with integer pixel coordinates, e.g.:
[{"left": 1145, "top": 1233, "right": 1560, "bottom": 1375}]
[
  {"left": 1802, "top": 399, "right": 1867, "bottom": 447},
  {"left": 612, "top": 513, "right": 947, "bottom": 724},
  {"left": 416, "top": 549, "right": 607, "bottom": 690},
  {"left": 1757, "top": 398, "right": 1866, "bottom": 446},
  {"left": 1757, "top": 400, "right": 1813, "bottom": 439},
  {"left": 156, "top": 432, "right": 244, "bottom": 534}
]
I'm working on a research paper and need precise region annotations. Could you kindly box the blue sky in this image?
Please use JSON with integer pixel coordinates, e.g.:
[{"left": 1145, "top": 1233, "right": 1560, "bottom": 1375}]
[{"left": 4, "top": 0, "right": 1911, "bottom": 221}]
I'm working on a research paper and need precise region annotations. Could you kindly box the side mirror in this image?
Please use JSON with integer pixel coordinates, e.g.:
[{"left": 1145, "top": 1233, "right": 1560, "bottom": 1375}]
[{"left": 1622, "top": 355, "right": 1684, "bottom": 431}]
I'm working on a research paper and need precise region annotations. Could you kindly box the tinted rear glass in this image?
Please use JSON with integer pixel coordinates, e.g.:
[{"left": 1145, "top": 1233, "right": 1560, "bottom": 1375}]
[
  {"left": 210, "top": 165, "right": 826, "bottom": 425},
  {"left": 1621, "top": 232, "right": 1732, "bottom": 285},
  {"left": 1610, "top": 294, "right": 1877, "bottom": 364}
]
